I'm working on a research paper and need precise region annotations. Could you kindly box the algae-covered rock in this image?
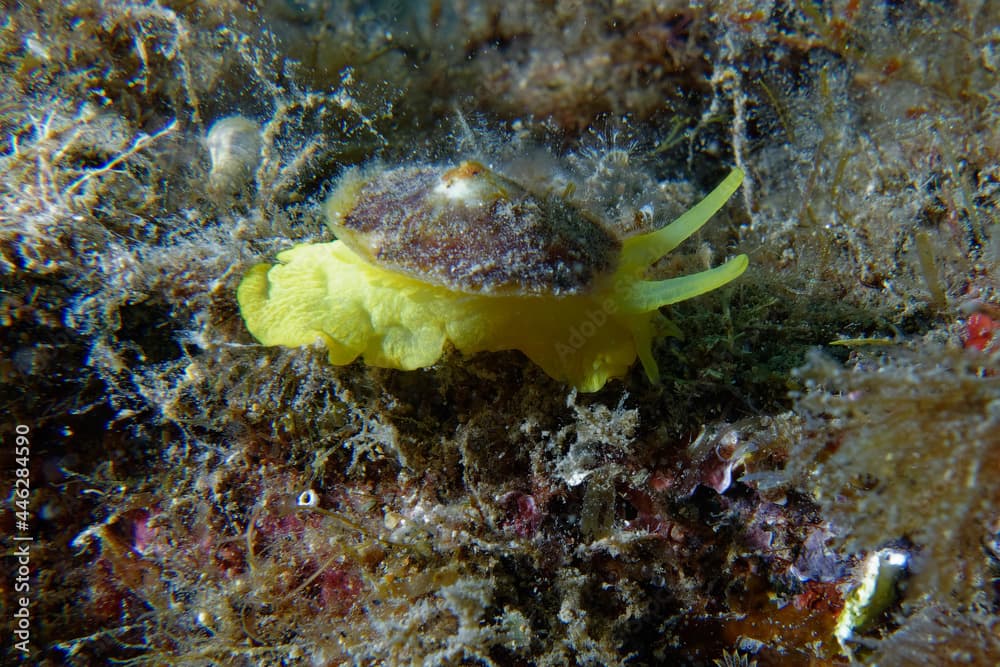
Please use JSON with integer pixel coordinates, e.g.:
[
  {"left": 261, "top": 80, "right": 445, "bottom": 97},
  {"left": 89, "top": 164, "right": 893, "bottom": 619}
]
[{"left": 2, "top": 1, "right": 997, "bottom": 666}]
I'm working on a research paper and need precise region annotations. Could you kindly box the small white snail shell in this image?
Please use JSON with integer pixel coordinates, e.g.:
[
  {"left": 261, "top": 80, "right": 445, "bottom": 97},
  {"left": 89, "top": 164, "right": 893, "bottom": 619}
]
[{"left": 206, "top": 115, "right": 262, "bottom": 195}]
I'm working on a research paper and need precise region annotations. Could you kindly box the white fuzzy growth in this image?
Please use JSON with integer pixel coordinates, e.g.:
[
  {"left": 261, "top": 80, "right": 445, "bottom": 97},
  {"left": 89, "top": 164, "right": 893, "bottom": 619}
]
[
  {"left": 430, "top": 163, "right": 503, "bottom": 208},
  {"left": 433, "top": 176, "right": 475, "bottom": 201}
]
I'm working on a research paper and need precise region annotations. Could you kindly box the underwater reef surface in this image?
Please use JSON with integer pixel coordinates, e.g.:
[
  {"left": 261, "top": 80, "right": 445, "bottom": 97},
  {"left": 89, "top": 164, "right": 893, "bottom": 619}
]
[{"left": 1, "top": 1, "right": 998, "bottom": 665}]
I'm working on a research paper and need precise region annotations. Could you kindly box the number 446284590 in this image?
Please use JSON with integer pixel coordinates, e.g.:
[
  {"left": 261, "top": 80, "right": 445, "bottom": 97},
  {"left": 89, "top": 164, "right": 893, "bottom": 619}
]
[{"left": 14, "top": 424, "right": 31, "bottom": 521}]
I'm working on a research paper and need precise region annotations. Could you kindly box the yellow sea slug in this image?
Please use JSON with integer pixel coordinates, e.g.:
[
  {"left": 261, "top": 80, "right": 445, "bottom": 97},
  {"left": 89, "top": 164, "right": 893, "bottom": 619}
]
[{"left": 237, "top": 161, "right": 747, "bottom": 392}]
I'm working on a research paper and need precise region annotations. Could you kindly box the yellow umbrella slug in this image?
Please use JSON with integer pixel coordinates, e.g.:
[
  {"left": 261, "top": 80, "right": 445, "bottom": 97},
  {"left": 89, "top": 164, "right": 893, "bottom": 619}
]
[{"left": 237, "top": 160, "right": 747, "bottom": 392}]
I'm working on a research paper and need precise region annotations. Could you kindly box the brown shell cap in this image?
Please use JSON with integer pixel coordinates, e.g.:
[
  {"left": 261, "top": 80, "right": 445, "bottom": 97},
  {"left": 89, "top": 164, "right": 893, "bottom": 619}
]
[{"left": 326, "top": 161, "right": 621, "bottom": 296}]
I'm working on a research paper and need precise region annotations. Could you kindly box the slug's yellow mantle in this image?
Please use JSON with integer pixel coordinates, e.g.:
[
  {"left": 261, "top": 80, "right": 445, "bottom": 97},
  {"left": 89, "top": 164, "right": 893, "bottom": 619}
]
[{"left": 237, "top": 167, "right": 747, "bottom": 392}]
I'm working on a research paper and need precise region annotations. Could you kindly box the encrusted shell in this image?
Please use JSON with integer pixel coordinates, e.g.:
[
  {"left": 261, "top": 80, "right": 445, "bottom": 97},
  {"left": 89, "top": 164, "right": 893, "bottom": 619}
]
[
  {"left": 325, "top": 161, "right": 620, "bottom": 296},
  {"left": 206, "top": 115, "right": 262, "bottom": 195}
]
